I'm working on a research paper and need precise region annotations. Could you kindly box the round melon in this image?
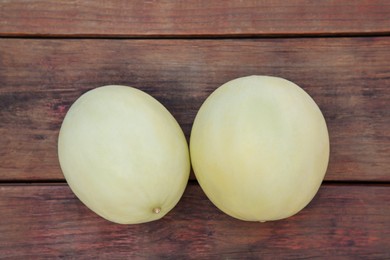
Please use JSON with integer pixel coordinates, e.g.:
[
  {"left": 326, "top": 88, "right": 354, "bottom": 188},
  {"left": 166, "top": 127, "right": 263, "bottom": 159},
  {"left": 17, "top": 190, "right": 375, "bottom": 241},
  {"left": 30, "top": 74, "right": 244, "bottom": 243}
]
[
  {"left": 58, "top": 85, "right": 190, "bottom": 224},
  {"left": 190, "top": 76, "right": 329, "bottom": 221}
]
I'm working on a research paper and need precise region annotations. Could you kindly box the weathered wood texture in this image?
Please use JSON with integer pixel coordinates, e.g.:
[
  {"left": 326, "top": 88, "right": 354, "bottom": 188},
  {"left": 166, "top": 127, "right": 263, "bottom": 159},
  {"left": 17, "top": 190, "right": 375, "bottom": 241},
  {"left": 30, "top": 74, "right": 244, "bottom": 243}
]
[
  {"left": 1, "top": 38, "right": 389, "bottom": 181},
  {"left": 0, "top": 1, "right": 389, "bottom": 259},
  {"left": 0, "top": 0, "right": 389, "bottom": 37},
  {"left": 0, "top": 184, "right": 388, "bottom": 259}
]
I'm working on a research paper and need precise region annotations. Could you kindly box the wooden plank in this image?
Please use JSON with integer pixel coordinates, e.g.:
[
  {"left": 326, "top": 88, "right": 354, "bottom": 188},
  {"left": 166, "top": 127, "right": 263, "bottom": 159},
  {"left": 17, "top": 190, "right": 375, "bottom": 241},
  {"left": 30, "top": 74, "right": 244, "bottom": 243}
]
[
  {"left": 0, "top": 0, "right": 389, "bottom": 37},
  {"left": 0, "top": 184, "right": 388, "bottom": 258},
  {"left": 0, "top": 38, "right": 389, "bottom": 181}
]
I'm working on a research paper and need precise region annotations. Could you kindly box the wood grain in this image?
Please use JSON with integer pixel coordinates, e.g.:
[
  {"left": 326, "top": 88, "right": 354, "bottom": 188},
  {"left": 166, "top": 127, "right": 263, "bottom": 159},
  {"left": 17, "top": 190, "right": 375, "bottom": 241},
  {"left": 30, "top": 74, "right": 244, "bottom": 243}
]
[
  {"left": 1, "top": 38, "right": 389, "bottom": 182},
  {"left": 0, "top": 183, "right": 388, "bottom": 258},
  {"left": 0, "top": 0, "right": 389, "bottom": 37},
  {"left": 1, "top": 2, "right": 388, "bottom": 259}
]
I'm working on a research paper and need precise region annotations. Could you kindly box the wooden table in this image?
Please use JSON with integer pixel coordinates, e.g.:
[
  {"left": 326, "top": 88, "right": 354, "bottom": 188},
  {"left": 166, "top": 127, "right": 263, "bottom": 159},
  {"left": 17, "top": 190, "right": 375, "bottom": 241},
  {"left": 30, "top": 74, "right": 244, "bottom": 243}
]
[{"left": 1, "top": 1, "right": 389, "bottom": 258}]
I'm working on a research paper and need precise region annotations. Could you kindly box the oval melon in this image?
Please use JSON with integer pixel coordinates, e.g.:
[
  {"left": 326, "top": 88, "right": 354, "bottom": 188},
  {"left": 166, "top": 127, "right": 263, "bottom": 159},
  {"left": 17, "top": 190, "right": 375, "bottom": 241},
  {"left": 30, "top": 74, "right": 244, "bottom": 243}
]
[
  {"left": 58, "top": 85, "right": 190, "bottom": 224},
  {"left": 190, "top": 76, "right": 329, "bottom": 221}
]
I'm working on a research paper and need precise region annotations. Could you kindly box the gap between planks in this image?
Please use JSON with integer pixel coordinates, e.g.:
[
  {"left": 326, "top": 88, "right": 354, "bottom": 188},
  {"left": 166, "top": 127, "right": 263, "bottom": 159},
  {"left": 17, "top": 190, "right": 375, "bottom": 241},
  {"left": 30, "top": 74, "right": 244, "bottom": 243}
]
[
  {"left": 1, "top": 31, "right": 390, "bottom": 40},
  {"left": 0, "top": 180, "right": 388, "bottom": 186}
]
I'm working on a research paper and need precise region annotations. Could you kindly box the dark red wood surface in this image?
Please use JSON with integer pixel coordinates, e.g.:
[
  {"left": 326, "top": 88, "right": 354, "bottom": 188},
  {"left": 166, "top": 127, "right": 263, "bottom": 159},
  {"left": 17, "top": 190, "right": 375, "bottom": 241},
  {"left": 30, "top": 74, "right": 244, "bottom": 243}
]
[
  {"left": 0, "top": 1, "right": 389, "bottom": 258},
  {"left": 0, "top": 184, "right": 389, "bottom": 259},
  {"left": 0, "top": 0, "right": 389, "bottom": 37},
  {"left": 0, "top": 38, "right": 389, "bottom": 182}
]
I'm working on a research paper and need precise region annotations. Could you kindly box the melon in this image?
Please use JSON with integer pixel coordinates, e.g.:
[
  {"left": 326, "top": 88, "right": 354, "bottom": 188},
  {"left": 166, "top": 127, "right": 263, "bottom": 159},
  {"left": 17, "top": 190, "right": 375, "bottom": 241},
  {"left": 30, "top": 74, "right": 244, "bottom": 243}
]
[
  {"left": 190, "top": 76, "right": 329, "bottom": 221},
  {"left": 58, "top": 85, "right": 190, "bottom": 224}
]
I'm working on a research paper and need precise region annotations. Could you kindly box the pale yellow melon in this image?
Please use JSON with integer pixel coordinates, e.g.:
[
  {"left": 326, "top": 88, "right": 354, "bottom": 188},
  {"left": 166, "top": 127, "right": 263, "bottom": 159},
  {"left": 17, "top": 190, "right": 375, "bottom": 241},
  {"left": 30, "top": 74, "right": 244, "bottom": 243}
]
[
  {"left": 58, "top": 85, "right": 190, "bottom": 224},
  {"left": 190, "top": 76, "right": 329, "bottom": 221}
]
